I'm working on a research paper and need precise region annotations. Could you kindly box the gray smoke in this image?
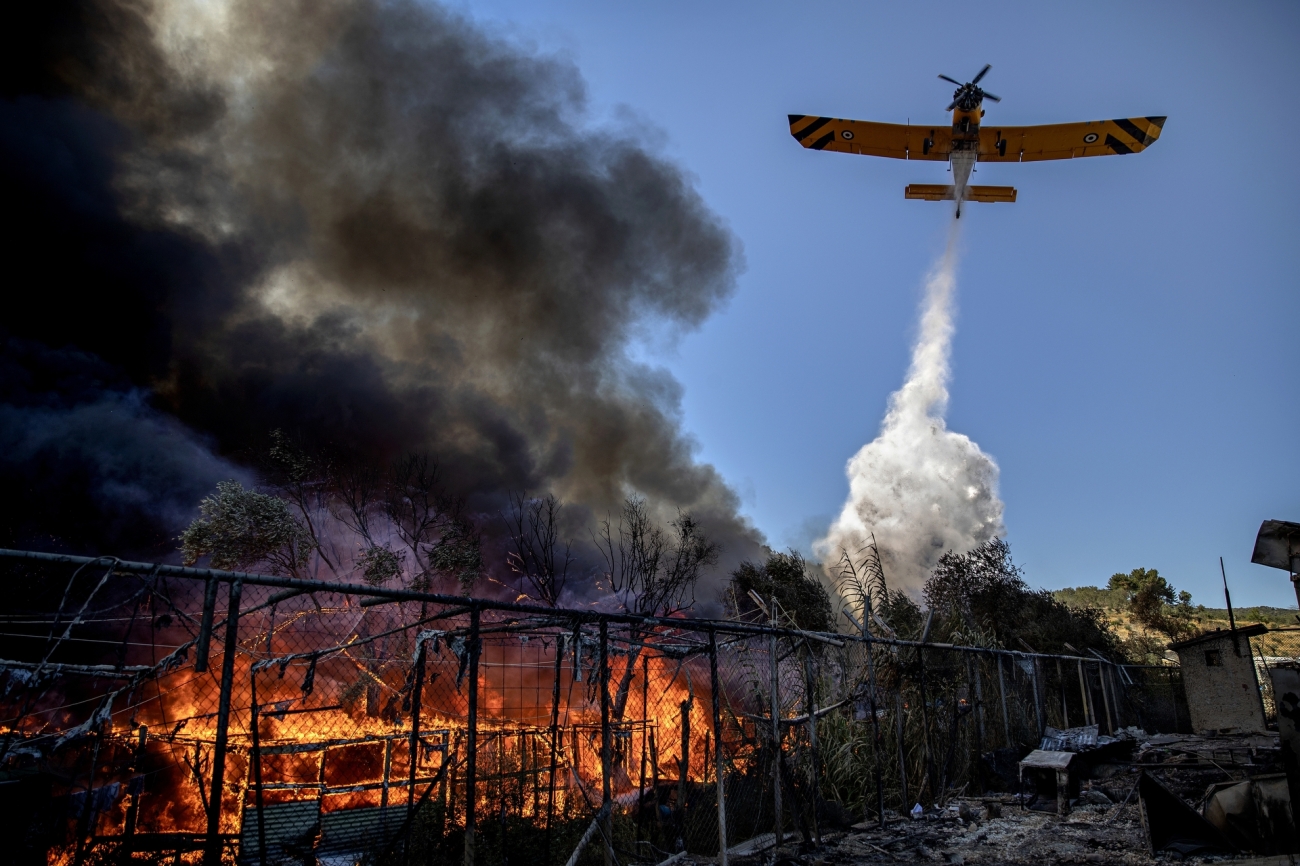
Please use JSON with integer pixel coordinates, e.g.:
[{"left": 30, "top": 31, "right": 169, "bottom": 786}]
[{"left": 1, "top": 0, "right": 763, "bottom": 589}]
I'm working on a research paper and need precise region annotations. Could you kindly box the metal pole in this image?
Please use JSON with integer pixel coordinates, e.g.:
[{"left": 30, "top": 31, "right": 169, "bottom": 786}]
[
  {"left": 638, "top": 654, "right": 648, "bottom": 847},
  {"left": 708, "top": 630, "right": 728, "bottom": 865},
  {"left": 860, "top": 632, "right": 885, "bottom": 828},
  {"left": 769, "top": 596, "right": 783, "bottom": 848},
  {"left": 194, "top": 576, "right": 219, "bottom": 673},
  {"left": 464, "top": 606, "right": 480, "bottom": 866},
  {"left": 1076, "top": 660, "right": 1092, "bottom": 727},
  {"left": 967, "top": 653, "right": 984, "bottom": 794},
  {"left": 802, "top": 650, "right": 821, "bottom": 847},
  {"left": 380, "top": 738, "right": 393, "bottom": 834},
  {"left": 1108, "top": 665, "right": 1124, "bottom": 729},
  {"left": 408, "top": 638, "right": 427, "bottom": 818},
  {"left": 1165, "top": 667, "right": 1177, "bottom": 733},
  {"left": 996, "top": 654, "right": 1011, "bottom": 746},
  {"left": 70, "top": 723, "right": 103, "bottom": 866},
  {"left": 204, "top": 578, "right": 241, "bottom": 866},
  {"left": 122, "top": 724, "right": 147, "bottom": 856},
  {"left": 1030, "top": 659, "right": 1043, "bottom": 738},
  {"left": 1056, "top": 659, "right": 1069, "bottom": 728},
  {"left": 895, "top": 693, "right": 909, "bottom": 809},
  {"left": 545, "top": 633, "right": 563, "bottom": 863},
  {"left": 677, "top": 697, "right": 691, "bottom": 845},
  {"left": 251, "top": 674, "right": 267, "bottom": 866},
  {"left": 916, "top": 646, "right": 935, "bottom": 800},
  {"left": 599, "top": 619, "right": 612, "bottom": 866},
  {"left": 1222, "top": 557, "right": 1241, "bottom": 656},
  {"left": 1095, "top": 662, "right": 1113, "bottom": 734}
]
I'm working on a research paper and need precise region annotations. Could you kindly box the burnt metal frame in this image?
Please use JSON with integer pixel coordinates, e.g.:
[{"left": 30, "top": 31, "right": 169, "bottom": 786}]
[{"left": 0, "top": 548, "right": 1147, "bottom": 864}]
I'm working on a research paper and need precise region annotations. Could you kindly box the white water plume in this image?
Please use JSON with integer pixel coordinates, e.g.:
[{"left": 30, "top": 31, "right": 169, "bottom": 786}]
[{"left": 818, "top": 224, "right": 1004, "bottom": 596}]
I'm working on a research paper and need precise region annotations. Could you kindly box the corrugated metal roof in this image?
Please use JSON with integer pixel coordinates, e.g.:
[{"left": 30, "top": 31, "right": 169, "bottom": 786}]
[
  {"left": 319, "top": 805, "right": 401, "bottom": 855},
  {"left": 239, "top": 799, "right": 320, "bottom": 865}
]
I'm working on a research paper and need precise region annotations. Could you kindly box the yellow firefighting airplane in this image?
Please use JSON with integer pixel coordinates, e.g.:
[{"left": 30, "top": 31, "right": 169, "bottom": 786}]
[{"left": 788, "top": 65, "right": 1165, "bottom": 217}]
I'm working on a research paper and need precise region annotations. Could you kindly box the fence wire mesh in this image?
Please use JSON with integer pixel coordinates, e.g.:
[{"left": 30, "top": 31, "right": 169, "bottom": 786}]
[{"left": 0, "top": 551, "right": 1221, "bottom": 866}]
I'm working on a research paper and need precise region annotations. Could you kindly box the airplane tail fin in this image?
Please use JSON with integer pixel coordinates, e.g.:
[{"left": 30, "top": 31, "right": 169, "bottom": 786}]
[{"left": 905, "top": 184, "right": 1017, "bottom": 203}]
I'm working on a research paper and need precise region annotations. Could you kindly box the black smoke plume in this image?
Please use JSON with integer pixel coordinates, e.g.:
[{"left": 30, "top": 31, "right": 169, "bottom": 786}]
[{"left": 0, "top": 0, "right": 762, "bottom": 595}]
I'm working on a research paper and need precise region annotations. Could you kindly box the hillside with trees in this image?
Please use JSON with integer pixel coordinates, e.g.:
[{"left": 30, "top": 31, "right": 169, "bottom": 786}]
[{"left": 1054, "top": 569, "right": 1299, "bottom": 661}]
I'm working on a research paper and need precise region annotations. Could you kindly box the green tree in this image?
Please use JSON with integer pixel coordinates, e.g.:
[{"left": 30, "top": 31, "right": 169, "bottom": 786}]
[
  {"left": 731, "top": 549, "right": 833, "bottom": 632},
  {"left": 1107, "top": 567, "right": 1196, "bottom": 641},
  {"left": 179, "top": 480, "right": 316, "bottom": 576},
  {"left": 923, "top": 539, "right": 1119, "bottom": 654}
]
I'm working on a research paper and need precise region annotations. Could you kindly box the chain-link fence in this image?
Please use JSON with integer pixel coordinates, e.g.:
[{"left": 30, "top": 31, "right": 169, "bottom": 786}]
[
  {"left": 0, "top": 550, "right": 1209, "bottom": 865},
  {"left": 1251, "top": 626, "right": 1300, "bottom": 722}
]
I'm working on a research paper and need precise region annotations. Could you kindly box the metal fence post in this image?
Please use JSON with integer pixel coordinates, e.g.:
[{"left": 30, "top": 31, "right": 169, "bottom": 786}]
[
  {"left": 1095, "top": 662, "right": 1113, "bottom": 734},
  {"left": 996, "top": 654, "right": 1011, "bottom": 746},
  {"left": 1030, "top": 658, "right": 1043, "bottom": 738},
  {"left": 1056, "top": 659, "right": 1069, "bottom": 728},
  {"left": 916, "top": 646, "right": 935, "bottom": 801},
  {"left": 894, "top": 692, "right": 909, "bottom": 810},
  {"left": 250, "top": 673, "right": 267, "bottom": 866},
  {"left": 70, "top": 720, "right": 104, "bottom": 866},
  {"left": 1076, "top": 660, "right": 1092, "bottom": 727},
  {"left": 464, "top": 605, "right": 480, "bottom": 866},
  {"left": 408, "top": 637, "right": 427, "bottom": 819},
  {"left": 545, "top": 631, "right": 563, "bottom": 862},
  {"left": 637, "top": 653, "right": 648, "bottom": 848},
  {"left": 1108, "top": 665, "right": 1124, "bottom": 729},
  {"left": 860, "top": 631, "right": 885, "bottom": 828},
  {"left": 194, "top": 576, "right": 219, "bottom": 673},
  {"left": 708, "top": 629, "right": 728, "bottom": 865},
  {"left": 204, "top": 578, "right": 241, "bottom": 866},
  {"left": 599, "top": 618, "right": 612, "bottom": 866},
  {"left": 802, "top": 649, "right": 822, "bottom": 846},
  {"left": 769, "top": 598, "right": 783, "bottom": 848}
]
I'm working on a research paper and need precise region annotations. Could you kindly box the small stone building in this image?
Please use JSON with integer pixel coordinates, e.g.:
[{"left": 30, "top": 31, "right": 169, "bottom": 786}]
[{"left": 1170, "top": 624, "right": 1269, "bottom": 734}]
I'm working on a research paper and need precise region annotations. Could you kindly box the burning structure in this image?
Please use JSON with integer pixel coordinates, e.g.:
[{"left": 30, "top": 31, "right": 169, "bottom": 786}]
[{"left": 0, "top": 548, "right": 1201, "bottom": 866}]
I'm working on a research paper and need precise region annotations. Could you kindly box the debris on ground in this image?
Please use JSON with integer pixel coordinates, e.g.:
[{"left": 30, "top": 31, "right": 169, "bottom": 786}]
[
  {"left": 727, "top": 797, "right": 1156, "bottom": 865},
  {"left": 723, "top": 795, "right": 1290, "bottom": 865},
  {"left": 715, "top": 728, "right": 1296, "bottom": 866}
]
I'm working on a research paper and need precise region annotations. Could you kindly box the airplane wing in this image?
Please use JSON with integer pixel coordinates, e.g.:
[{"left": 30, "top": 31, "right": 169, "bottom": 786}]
[
  {"left": 977, "top": 116, "right": 1166, "bottom": 162},
  {"left": 788, "top": 115, "right": 951, "bottom": 161}
]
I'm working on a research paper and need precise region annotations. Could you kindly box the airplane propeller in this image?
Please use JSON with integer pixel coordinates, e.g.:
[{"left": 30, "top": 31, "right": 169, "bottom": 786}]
[{"left": 940, "top": 65, "right": 1001, "bottom": 111}]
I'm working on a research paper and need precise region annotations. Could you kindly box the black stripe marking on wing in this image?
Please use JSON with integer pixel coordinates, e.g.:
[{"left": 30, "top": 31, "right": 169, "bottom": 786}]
[
  {"left": 810, "top": 130, "right": 837, "bottom": 150},
  {"left": 1112, "top": 118, "right": 1149, "bottom": 146},
  {"left": 1104, "top": 133, "right": 1134, "bottom": 155},
  {"left": 793, "top": 116, "right": 832, "bottom": 142}
]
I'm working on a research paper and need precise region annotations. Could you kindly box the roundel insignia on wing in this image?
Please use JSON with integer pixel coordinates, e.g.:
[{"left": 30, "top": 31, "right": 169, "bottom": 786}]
[
  {"left": 841, "top": 130, "right": 854, "bottom": 140},
  {"left": 1083, "top": 133, "right": 1099, "bottom": 143}
]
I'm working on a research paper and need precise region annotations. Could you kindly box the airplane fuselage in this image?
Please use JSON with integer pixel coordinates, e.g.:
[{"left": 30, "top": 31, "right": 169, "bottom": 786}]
[{"left": 949, "top": 104, "right": 983, "bottom": 217}]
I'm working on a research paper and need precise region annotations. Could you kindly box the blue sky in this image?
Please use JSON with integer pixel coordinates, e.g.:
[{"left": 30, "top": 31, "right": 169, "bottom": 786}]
[{"left": 455, "top": 0, "right": 1299, "bottom": 607}]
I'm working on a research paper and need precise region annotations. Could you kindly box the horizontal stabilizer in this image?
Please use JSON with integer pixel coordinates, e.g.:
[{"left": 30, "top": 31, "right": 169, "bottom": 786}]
[{"left": 904, "top": 184, "right": 1017, "bottom": 202}]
